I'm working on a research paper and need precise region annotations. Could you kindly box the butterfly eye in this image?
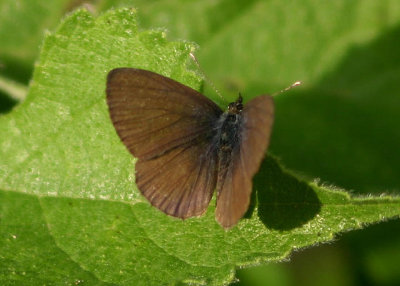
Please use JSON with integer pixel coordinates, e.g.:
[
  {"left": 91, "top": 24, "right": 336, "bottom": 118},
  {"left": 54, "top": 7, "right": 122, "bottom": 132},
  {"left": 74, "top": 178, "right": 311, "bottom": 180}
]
[{"left": 228, "top": 102, "right": 236, "bottom": 112}]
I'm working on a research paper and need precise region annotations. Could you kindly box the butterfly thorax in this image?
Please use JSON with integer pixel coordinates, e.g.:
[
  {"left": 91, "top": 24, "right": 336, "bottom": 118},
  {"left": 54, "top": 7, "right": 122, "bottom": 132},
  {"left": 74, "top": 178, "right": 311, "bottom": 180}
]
[
  {"left": 216, "top": 96, "right": 244, "bottom": 191},
  {"left": 219, "top": 96, "right": 243, "bottom": 152}
]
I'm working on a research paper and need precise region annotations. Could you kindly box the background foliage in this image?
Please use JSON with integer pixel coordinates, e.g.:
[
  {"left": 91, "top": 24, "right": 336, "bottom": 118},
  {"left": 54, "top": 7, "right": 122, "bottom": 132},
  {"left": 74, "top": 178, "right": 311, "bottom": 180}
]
[{"left": 1, "top": 0, "right": 400, "bottom": 285}]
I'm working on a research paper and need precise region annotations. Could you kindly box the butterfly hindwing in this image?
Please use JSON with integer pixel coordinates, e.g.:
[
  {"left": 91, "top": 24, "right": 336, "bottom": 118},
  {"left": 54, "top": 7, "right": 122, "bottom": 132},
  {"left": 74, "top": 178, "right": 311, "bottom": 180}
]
[{"left": 136, "top": 140, "right": 218, "bottom": 218}]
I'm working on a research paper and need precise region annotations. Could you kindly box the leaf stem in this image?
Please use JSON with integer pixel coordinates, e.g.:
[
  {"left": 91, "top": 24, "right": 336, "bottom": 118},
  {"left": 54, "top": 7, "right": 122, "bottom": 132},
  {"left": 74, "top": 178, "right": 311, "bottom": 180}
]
[{"left": 0, "top": 75, "right": 28, "bottom": 101}]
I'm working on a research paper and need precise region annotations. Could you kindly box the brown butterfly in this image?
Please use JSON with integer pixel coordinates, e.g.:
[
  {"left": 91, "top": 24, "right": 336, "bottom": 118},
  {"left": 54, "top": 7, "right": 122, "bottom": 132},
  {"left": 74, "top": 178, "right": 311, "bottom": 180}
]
[{"left": 106, "top": 68, "right": 274, "bottom": 228}]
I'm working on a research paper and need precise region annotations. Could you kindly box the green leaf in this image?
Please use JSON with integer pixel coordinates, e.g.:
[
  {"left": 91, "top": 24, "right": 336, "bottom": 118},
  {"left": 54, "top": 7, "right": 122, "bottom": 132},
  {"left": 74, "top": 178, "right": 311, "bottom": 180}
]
[
  {"left": 0, "top": 191, "right": 111, "bottom": 285},
  {"left": 0, "top": 7, "right": 399, "bottom": 286}
]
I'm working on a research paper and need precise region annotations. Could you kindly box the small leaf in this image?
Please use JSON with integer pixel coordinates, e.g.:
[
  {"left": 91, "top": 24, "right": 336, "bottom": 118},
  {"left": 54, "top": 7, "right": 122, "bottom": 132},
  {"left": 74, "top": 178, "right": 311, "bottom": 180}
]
[
  {"left": 0, "top": 0, "right": 89, "bottom": 112},
  {"left": 0, "top": 0, "right": 80, "bottom": 78},
  {"left": 0, "top": 8, "right": 399, "bottom": 286}
]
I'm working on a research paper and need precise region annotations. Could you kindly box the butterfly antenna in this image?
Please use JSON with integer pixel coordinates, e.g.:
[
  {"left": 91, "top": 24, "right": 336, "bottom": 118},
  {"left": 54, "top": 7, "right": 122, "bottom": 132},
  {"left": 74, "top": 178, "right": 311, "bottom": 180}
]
[
  {"left": 271, "top": 81, "right": 302, "bottom": 97},
  {"left": 189, "top": 52, "right": 227, "bottom": 104}
]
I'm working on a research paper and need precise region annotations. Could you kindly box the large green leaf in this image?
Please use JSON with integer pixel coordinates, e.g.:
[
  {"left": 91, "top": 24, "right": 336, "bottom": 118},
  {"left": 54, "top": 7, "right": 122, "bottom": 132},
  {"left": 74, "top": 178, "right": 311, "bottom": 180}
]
[{"left": 0, "top": 8, "right": 399, "bottom": 285}]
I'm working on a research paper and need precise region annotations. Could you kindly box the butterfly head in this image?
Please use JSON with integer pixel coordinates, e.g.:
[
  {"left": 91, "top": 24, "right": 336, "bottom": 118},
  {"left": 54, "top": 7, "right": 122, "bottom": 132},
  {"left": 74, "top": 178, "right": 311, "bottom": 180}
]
[{"left": 227, "top": 94, "right": 243, "bottom": 115}]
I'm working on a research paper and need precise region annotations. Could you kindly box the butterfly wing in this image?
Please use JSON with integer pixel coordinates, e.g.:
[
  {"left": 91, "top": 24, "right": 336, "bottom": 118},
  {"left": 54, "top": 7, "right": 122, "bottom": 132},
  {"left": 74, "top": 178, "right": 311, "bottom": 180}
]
[
  {"left": 107, "top": 68, "right": 223, "bottom": 160},
  {"left": 106, "top": 68, "right": 222, "bottom": 218},
  {"left": 135, "top": 140, "right": 219, "bottom": 218},
  {"left": 215, "top": 95, "right": 274, "bottom": 228}
]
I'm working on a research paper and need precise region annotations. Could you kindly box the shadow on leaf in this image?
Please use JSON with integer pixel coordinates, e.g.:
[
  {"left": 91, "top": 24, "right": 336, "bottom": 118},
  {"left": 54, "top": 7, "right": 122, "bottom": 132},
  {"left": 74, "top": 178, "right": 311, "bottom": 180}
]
[
  {"left": 254, "top": 156, "right": 321, "bottom": 230},
  {"left": 0, "top": 91, "right": 17, "bottom": 114}
]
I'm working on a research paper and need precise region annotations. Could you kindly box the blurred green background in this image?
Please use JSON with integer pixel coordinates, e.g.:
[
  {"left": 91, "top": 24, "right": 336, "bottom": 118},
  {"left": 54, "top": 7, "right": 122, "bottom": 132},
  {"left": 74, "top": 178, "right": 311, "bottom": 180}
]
[{"left": 1, "top": 0, "right": 399, "bottom": 285}]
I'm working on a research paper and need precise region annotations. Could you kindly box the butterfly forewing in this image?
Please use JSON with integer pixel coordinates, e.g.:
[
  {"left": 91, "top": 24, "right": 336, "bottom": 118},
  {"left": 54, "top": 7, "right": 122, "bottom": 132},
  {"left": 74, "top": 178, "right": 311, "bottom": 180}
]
[
  {"left": 106, "top": 68, "right": 222, "bottom": 218},
  {"left": 215, "top": 95, "right": 274, "bottom": 228},
  {"left": 106, "top": 68, "right": 222, "bottom": 160}
]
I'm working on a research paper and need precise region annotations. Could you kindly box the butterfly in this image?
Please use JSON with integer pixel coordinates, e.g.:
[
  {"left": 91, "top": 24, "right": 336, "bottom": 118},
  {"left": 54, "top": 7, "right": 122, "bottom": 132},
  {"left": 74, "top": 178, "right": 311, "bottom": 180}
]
[{"left": 106, "top": 68, "right": 274, "bottom": 228}]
